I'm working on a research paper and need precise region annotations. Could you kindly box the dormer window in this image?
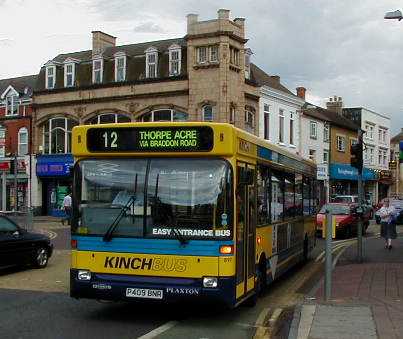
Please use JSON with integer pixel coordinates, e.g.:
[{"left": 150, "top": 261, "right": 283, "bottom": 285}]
[
  {"left": 145, "top": 48, "right": 158, "bottom": 78},
  {"left": 46, "top": 65, "right": 56, "bottom": 89},
  {"left": 114, "top": 54, "right": 126, "bottom": 82},
  {"left": 6, "top": 94, "right": 19, "bottom": 116},
  {"left": 92, "top": 58, "right": 103, "bottom": 84},
  {"left": 169, "top": 45, "right": 181, "bottom": 76},
  {"left": 64, "top": 63, "right": 75, "bottom": 87}
]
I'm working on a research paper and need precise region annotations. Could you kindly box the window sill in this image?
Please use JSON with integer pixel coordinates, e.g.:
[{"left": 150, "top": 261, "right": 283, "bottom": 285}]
[
  {"left": 289, "top": 144, "right": 296, "bottom": 148},
  {"left": 310, "top": 136, "right": 317, "bottom": 140},
  {"left": 278, "top": 142, "right": 286, "bottom": 146},
  {"left": 193, "top": 63, "right": 219, "bottom": 70}
]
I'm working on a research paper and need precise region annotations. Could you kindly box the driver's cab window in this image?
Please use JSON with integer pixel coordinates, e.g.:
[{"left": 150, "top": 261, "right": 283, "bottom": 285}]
[{"left": 0, "top": 218, "right": 18, "bottom": 232}]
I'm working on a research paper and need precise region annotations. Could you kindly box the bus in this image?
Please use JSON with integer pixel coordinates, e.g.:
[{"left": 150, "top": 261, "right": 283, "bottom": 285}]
[{"left": 70, "top": 122, "right": 317, "bottom": 308}]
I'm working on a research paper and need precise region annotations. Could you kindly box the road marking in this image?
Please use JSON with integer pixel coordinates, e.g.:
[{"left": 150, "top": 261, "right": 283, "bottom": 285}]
[
  {"left": 36, "top": 229, "right": 58, "bottom": 240},
  {"left": 333, "top": 245, "right": 349, "bottom": 268},
  {"left": 297, "top": 305, "right": 316, "bottom": 339},
  {"left": 137, "top": 321, "right": 178, "bottom": 339},
  {"left": 315, "top": 241, "right": 354, "bottom": 262}
]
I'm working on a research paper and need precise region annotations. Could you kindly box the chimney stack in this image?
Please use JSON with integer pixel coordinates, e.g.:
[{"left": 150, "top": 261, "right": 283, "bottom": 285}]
[
  {"left": 92, "top": 31, "right": 116, "bottom": 56},
  {"left": 296, "top": 87, "right": 306, "bottom": 100},
  {"left": 218, "top": 9, "right": 230, "bottom": 20},
  {"left": 326, "top": 95, "right": 343, "bottom": 115}
]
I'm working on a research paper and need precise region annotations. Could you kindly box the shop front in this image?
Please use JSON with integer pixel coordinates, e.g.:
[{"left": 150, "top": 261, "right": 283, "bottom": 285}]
[
  {"left": 0, "top": 159, "right": 29, "bottom": 211},
  {"left": 329, "top": 163, "right": 377, "bottom": 202},
  {"left": 378, "top": 170, "right": 393, "bottom": 201},
  {"left": 36, "top": 154, "right": 73, "bottom": 216}
]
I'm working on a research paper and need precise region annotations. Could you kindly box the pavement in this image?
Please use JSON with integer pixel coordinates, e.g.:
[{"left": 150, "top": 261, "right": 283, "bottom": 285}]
[{"left": 289, "top": 224, "right": 403, "bottom": 339}]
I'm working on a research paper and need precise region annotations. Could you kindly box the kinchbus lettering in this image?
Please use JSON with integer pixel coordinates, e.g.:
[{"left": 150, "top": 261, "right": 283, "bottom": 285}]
[{"left": 104, "top": 256, "right": 187, "bottom": 272}]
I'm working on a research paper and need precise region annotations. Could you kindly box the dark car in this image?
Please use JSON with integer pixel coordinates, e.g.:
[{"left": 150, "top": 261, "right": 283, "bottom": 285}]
[
  {"left": 316, "top": 203, "right": 370, "bottom": 239},
  {"left": 0, "top": 215, "right": 53, "bottom": 269}
]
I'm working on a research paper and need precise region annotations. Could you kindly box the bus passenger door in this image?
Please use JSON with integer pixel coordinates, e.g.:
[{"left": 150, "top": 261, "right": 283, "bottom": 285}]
[{"left": 235, "top": 163, "right": 256, "bottom": 299}]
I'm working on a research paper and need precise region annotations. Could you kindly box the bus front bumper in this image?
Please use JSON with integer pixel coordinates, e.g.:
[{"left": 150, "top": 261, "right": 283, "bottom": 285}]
[{"left": 70, "top": 269, "right": 236, "bottom": 307}]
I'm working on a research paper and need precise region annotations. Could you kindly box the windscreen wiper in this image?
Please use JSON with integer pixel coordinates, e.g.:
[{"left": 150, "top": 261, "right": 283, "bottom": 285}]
[
  {"left": 103, "top": 195, "right": 136, "bottom": 242},
  {"left": 172, "top": 228, "right": 188, "bottom": 246}
]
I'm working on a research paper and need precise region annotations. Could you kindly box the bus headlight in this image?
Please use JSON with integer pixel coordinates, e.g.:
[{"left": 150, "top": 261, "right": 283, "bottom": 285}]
[
  {"left": 78, "top": 270, "right": 92, "bottom": 281},
  {"left": 203, "top": 277, "right": 218, "bottom": 288}
]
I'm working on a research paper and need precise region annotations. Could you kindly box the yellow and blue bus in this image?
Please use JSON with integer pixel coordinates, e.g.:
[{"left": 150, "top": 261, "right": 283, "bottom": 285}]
[{"left": 70, "top": 122, "right": 317, "bottom": 307}]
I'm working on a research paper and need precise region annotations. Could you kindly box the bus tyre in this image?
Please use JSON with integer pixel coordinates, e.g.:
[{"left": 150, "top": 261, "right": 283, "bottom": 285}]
[{"left": 244, "top": 262, "right": 265, "bottom": 307}]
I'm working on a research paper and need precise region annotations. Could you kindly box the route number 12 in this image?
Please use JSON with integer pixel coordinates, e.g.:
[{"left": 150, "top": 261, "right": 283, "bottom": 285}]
[{"left": 102, "top": 131, "right": 118, "bottom": 148}]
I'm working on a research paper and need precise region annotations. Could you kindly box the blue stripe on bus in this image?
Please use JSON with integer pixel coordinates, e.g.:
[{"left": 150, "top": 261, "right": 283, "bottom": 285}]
[{"left": 73, "top": 236, "right": 234, "bottom": 256}]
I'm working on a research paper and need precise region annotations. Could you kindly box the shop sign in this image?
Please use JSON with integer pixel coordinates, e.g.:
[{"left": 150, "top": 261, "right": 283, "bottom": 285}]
[
  {"left": 389, "top": 161, "right": 397, "bottom": 170},
  {"left": 329, "top": 163, "right": 377, "bottom": 181},
  {"left": 36, "top": 154, "right": 74, "bottom": 177},
  {"left": 379, "top": 170, "right": 392, "bottom": 180},
  {"left": 0, "top": 162, "right": 10, "bottom": 171},
  {"left": 317, "top": 164, "right": 328, "bottom": 180}
]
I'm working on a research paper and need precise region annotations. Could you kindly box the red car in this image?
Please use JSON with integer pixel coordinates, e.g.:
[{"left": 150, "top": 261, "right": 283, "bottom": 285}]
[{"left": 316, "top": 203, "right": 370, "bottom": 239}]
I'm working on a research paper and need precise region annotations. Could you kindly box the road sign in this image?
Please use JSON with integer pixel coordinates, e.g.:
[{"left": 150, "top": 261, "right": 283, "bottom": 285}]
[{"left": 317, "top": 164, "right": 328, "bottom": 180}]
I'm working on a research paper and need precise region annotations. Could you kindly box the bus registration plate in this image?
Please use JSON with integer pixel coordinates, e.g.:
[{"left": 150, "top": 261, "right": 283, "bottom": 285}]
[{"left": 125, "top": 288, "right": 163, "bottom": 299}]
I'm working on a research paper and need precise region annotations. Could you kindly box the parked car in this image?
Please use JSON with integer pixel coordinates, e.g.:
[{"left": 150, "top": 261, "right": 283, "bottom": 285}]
[
  {"left": 332, "top": 195, "right": 374, "bottom": 219},
  {"left": 0, "top": 215, "right": 53, "bottom": 269},
  {"left": 375, "top": 199, "right": 403, "bottom": 224},
  {"left": 316, "top": 203, "right": 370, "bottom": 239}
]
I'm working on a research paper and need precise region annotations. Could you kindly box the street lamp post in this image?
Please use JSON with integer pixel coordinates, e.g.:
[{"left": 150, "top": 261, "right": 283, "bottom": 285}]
[{"left": 384, "top": 10, "right": 402, "bottom": 21}]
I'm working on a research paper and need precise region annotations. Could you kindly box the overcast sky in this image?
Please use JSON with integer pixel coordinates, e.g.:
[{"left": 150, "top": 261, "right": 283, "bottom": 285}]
[{"left": 0, "top": 0, "right": 402, "bottom": 134}]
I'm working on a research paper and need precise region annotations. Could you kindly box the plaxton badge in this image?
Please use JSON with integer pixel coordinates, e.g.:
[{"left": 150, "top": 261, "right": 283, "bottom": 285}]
[{"left": 103, "top": 256, "right": 187, "bottom": 272}]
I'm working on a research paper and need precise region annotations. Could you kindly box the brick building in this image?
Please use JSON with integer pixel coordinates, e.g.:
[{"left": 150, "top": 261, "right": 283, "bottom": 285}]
[
  {"left": 0, "top": 75, "right": 36, "bottom": 210},
  {"left": 32, "top": 9, "right": 261, "bottom": 215}
]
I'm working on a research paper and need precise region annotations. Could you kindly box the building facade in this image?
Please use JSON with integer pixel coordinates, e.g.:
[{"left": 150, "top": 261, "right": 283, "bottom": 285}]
[
  {"left": 254, "top": 65, "right": 304, "bottom": 155},
  {"left": 342, "top": 105, "right": 391, "bottom": 202},
  {"left": 32, "top": 9, "right": 260, "bottom": 215},
  {"left": 390, "top": 129, "right": 403, "bottom": 196},
  {"left": 0, "top": 75, "right": 36, "bottom": 211}
]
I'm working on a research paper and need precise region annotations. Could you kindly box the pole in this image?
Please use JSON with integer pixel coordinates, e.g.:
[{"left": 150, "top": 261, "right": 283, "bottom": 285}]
[
  {"left": 14, "top": 155, "right": 17, "bottom": 211},
  {"left": 357, "top": 172, "right": 364, "bottom": 263},
  {"left": 324, "top": 209, "right": 332, "bottom": 301}
]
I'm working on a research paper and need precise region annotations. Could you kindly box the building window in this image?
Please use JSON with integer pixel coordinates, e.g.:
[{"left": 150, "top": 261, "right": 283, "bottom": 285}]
[
  {"left": 115, "top": 55, "right": 126, "bottom": 82},
  {"left": 18, "top": 127, "right": 28, "bottom": 156},
  {"left": 196, "top": 46, "right": 207, "bottom": 64},
  {"left": 169, "top": 49, "right": 181, "bottom": 76},
  {"left": 6, "top": 94, "right": 18, "bottom": 116},
  {"left": 324, "top": 124, "right": 329, "bottom": 142},
  {"left": 146, "top": 51, "right": 158, "bottom": 78},
  {"left": 202, "top": 105, "right": 213, "bottom": 121},
  {"left": 336, "top": 135, "right": 345, "bottom": 152},
  {"left": 0, "top": 127, "right": 5, "bottom": 157},
  {"left": 64, "top": 63, "right": 75, "bottom": 87},
  {"left": 92, "top": 59, "right": 103, "bottom": 84},
  {"left": 290, "top": 113, "right": 294, "bottom": 145},
  {"left": 42, "top": 117, "right": 78, "bottom": 154},
  {"left": 323, "top": 150, "right": 329, "bottom": 163},
  {"left": 245, "top": 109, "right": 255, "bottom": 129},
  {"left": 229, "top": 47, "right": 240, "bottom": 66},
  {"left": 309, "top": 149, "right": 316, "bottom": 162},
  {"left": 365, "top": 123, "right": 374, "bottom": 140},
  {"left": 309, "top": 121, "right": 317, "bottom": 139},
  {"left": 264, "top": 104, "right": 270, "bottom": 140},
  {"left": 350, "top": 138, "right": 358, "bottom": 146},
  {"left": 230, "top": 106, "right": 235, "bottom": 124},
  {"left": 137, "top": 109, "right": 188, "bottom": 122},
  {"left": 365, "top": 146, "right": 374, "bottom": 165},
  {"left": 279, "top": 109, "right": 284, "bottom": 143},
  {"left": 383, "top": 129, "right": 387, "bottom": 143},
  {"left": 210, "top": 45, "right": 219, "bottom": 62},
  {"left": 46, "top": 66, "right": 56, "bottom": 89},
  {"left": 88, "top": 113, "right": 131, "bottom": 124}
]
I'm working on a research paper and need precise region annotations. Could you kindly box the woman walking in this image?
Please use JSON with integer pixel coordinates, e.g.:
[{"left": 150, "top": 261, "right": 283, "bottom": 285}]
[{"left": 379, "top": 198, "right": 396, "bottom": 250}]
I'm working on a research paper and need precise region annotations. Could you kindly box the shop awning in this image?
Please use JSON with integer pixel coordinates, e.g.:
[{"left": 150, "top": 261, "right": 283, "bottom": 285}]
[{"left": 329, "top": 163, "right": 377, "bottom": 181}]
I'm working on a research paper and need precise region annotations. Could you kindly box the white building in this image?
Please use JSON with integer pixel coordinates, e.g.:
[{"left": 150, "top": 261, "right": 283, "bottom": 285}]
[
  {"left": 342, "top": 106, "right": 391, "bottom": 202},
  {"left": 251, "top": 64, "right": 304, "bottom": 154}
]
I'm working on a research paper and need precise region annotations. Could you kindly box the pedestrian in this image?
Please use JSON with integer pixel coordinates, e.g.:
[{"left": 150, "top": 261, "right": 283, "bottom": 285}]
[
  {"left": 62, "top": 191, "right": 72, "bottom": 226},
  {"left": 379, "top": 198, "right": 396, "bottom": 250}
]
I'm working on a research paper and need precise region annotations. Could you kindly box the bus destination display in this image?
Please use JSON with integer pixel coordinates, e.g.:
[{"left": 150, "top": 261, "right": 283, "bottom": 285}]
[{"left": 87, "top": 126, "right": 214, "bottom": 152}]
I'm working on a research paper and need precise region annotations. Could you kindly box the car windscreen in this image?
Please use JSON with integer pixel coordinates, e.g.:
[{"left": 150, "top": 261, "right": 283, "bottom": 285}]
[
  {"left": 73, "top": 158, "right": 233, "bottom": 240},
  {"left": 319, "top": 204, "right": 350, "bottom": 215}
]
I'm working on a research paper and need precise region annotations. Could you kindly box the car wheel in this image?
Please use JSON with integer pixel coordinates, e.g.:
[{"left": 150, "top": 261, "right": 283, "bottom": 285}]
[{"left": 34, "top": 247, "right": 49, "bottom": 268}]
